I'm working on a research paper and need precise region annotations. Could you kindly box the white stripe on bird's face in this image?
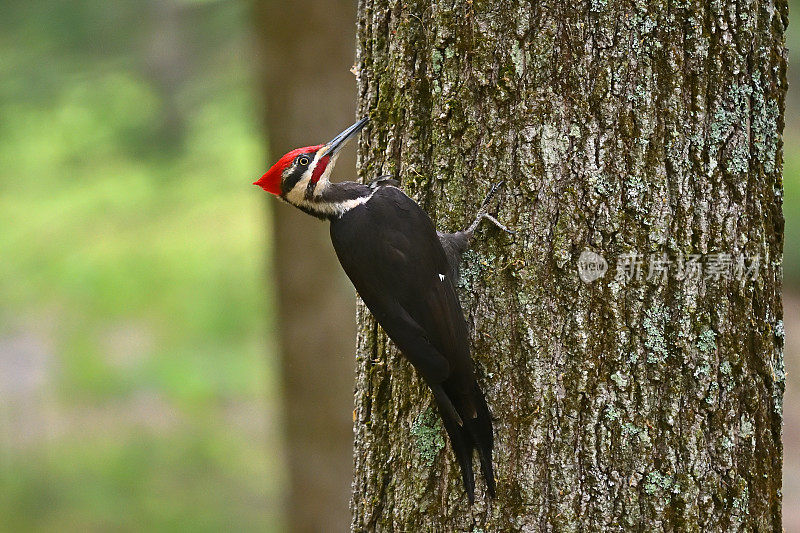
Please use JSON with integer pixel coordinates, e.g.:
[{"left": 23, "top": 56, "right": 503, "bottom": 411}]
[{"left": 283, "top": 149, "right": 325, "bottom": 206}]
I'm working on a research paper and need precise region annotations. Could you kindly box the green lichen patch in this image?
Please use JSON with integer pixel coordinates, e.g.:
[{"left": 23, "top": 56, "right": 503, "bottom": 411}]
[
  {"left": 732, "top": 485, "right": 750, "bottom": 515},
  {"left": 611, "top": 371, "right": 629, "bottom": 389},
  {"left": 458, "top": 249, "right": 484, "bottom": 291},
  {"left": 644, "top": 470, "right": 681, "bottom": 496},
  {"left": 751, "top": 71, "right": 780, "bottom": 174},
  {"left": 643, "top": 304, "right": 669, "bottom": 363},
  {"left": 605, "top": 405, "right": 621, "bottom": 422},
  {"left": 740, "top": 416, "right": 754, "bottom": 438},
  {"left": 697, "top": 328, "right": 717, "bottom": 353},
  {"left": 711, "top": 84, "right": 752, "bottom": 146},
  {"left": 694, "top": 363, "right": 710, "bottom": 380},
  {"left": 710, "top": 82, "right": 754, "bottom": 176},
  {"left": 590, "top": 0, "right": 607, "bottom": 11},
  {"left": 705, "top": 382, "right": 720, "bottom": 405},
  {"left": 411, "top": 408, "right": 445, "bottom": 466},
  {"left": 622, "top": 422, "right": 651, "bottom": 446}
]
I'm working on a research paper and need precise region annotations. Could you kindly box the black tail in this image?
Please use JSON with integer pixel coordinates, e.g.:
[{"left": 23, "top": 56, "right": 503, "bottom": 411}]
[
  {"left": 466, "top": 384, "right": 496, "bottom": 497},
  {"left": 432, "top": 383, "right": 495, "bottom": 502}
]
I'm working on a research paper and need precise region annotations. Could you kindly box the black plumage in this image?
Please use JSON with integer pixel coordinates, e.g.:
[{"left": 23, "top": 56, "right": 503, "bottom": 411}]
[{"left": 330, "top": 185, "right": 495, "bottom": 501}]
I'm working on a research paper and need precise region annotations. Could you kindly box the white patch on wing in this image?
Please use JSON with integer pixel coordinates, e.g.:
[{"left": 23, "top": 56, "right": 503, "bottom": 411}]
[{"left": 439, "top": 273, "right": 446, "bottom": 281}]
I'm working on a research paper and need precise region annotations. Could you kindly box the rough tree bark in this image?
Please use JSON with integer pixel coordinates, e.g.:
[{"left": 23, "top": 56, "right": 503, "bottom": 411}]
[
  {"left": 255, "top": 1, "right": 357, "bottom": 531},
  {"left": 351, "top": 1, "right": 786, "bottom": 530}
]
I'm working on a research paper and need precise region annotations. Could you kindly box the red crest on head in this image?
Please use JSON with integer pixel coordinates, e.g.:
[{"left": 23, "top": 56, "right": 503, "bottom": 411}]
[{"left": 254, "top": 145, "right": 323, "bottom": 195}]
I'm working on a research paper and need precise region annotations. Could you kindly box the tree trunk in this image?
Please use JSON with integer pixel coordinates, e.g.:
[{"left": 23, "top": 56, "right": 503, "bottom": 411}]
[
  {"left": 351, "top": 1, "right": 786, "bottom": 530},
  {"left": 254, "top": 1, "right": 358, "bottom": 531}
]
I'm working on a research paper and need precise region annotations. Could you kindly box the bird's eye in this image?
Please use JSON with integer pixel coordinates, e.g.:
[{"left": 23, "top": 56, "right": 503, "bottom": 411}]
[{"left": 298, "top": 156, "right": 310, "bottom": 166}]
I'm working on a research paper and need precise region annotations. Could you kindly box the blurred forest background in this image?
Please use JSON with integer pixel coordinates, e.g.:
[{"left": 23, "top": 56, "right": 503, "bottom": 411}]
[
  {"left": 0, "top": 0, "right": 797, "bottom": 531},
  {"left": 0, "top": 1, "right": 277, "bottom": 530}
]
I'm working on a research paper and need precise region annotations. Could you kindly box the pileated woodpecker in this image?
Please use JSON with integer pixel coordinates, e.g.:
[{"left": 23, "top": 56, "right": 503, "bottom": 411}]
[{"left": 255, "top": 117, "right": 509, "bottom": 502}]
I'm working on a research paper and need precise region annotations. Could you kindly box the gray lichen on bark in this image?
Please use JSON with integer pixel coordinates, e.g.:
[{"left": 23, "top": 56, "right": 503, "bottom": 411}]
[{"left": 351, "top": 0, "right": 786, "bottom": 530}]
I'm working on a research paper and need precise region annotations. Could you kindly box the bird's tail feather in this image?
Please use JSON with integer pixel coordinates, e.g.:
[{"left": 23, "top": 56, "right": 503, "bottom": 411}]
[
  {"left": 438, "top": 404, "right": 476, "bottom": 502},
  {"left": 432, "top": 383, "right": 495, "bottom": 502},
  {"left": 464, "top": 384, "right": 496, "bottom": 497}
]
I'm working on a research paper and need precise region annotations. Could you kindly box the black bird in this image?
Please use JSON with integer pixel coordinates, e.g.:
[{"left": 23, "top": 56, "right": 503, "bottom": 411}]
[{"left": 254, "top": 117, "right": 510, "bottom": 501}]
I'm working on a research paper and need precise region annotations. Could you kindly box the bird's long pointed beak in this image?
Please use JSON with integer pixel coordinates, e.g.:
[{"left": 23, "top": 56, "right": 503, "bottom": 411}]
[{"left": 323, "top": 117, "right": 369, "bottom": 157}]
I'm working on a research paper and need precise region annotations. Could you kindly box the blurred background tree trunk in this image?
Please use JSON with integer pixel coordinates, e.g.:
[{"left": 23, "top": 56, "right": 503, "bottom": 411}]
[
  {"left": 254, "top": 1, "right": 357, "bottom": 531},
  {"left": 352, "top": 0, "right": 786, "bottom": 530}
]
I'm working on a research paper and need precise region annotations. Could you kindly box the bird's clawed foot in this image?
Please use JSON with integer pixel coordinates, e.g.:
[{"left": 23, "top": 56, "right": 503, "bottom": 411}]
[
  {"left": 465, "top": 181, "right": 515, "bottom": 237},
  {"left": 479, "top": 212, "right": 515, "bottom": 235}
]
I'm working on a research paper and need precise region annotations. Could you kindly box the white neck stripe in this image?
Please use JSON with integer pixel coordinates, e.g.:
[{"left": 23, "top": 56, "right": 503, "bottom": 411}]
[{"left": 294, "top": 189, "right": 376, "bottom": 218}]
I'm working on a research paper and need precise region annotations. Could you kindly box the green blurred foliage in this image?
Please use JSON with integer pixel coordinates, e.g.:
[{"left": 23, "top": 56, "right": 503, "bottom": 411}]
[{"left": 0, "top": 0, "right": 281, "bottom": 530}]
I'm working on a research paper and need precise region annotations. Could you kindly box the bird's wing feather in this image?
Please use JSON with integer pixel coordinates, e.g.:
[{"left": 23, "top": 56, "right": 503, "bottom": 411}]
[{"left": 329, "top": 187, "right": 472, "bottom": 390}]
